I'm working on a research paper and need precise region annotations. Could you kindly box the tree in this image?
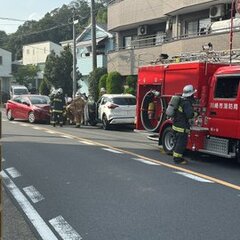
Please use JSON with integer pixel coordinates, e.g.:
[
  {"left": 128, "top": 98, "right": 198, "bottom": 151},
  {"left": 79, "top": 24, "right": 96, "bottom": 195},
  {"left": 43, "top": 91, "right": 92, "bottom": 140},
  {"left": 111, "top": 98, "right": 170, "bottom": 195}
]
[
  {"left": 13, "top": 64, "right": 38, "bottom": 87},
  {"left": 39, "top": 78, "right": 51, "bottom": 95},
  {"left": 106, "top": 71, "right": 123, "bottom": 94},
  {"left": 44, "top": 46, "right": 73, "bottom": 96},
  {"left": 88, "top": 67, "right": 107, "bottom": 101},
  {"left": 98, "top": 73, "right": 108, "bottom": 94},
  {"left": 124, "top": 75, "right": 137, "bottom": 95}
]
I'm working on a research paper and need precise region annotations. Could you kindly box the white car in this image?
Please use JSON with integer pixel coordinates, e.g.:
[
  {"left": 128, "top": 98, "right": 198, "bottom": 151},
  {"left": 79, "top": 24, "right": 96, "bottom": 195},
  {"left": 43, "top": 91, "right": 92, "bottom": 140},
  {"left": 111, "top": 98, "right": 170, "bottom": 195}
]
[
  {"left": 10, "top": 85, "right": 29, "bottom": 99},
  {"left": 97, "top": 94, "right": 136, "bottom": 130}
]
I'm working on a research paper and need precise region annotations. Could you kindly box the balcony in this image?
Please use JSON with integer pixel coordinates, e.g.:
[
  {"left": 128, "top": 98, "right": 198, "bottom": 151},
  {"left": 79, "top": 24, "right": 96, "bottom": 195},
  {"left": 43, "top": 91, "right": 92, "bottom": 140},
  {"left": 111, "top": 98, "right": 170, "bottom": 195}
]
[{"left": 107, "top": 27, "right": 240, "bottom": 76}]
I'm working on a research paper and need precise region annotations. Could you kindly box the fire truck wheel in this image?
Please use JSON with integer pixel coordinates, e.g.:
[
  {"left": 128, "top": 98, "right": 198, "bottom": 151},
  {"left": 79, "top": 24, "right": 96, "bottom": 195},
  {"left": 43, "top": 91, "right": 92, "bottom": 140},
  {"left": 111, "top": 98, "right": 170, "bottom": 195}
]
[{"left": 162, "top": 126, "right": 176, "bottom": 155}]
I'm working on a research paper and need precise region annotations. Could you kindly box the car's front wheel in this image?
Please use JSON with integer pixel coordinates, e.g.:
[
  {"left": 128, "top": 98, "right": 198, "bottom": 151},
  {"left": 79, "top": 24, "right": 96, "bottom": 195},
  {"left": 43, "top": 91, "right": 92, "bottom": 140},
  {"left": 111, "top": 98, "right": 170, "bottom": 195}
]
[
  {"left": 28, "top": 111, "right": 36, "bottom": 123},
  {"left": 102, "top": 114, "right": 110, "bottom": 130},
  {"left": 162, "top": 126, "right": 176, "bottom": 155},
  {"left": 7, "top": 110, "right": 14, "bottom": 121}
]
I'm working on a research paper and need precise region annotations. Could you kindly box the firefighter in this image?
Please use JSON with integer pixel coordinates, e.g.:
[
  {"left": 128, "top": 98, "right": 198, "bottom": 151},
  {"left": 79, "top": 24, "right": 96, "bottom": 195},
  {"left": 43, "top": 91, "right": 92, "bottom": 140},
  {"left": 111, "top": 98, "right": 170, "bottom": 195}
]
[
  {"left": 66, "top": 91, "right": 86, "bottom": 128},
  {"left": 172, "top": 85, "right": 196, "bottom": 164},
  {"left": 51, "top": 88, "right": 65, "bottom": 127}
]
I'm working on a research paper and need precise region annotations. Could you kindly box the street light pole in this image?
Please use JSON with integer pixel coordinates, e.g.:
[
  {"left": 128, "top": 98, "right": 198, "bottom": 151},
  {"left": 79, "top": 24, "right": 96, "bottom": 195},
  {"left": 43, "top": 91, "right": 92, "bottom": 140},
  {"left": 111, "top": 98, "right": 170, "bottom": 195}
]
[
  {"left": 72, "top": 9, "right": 77, "bottom": 98},
  {"left": 91, "top": 0, "right": 97, "bottom": 71}
]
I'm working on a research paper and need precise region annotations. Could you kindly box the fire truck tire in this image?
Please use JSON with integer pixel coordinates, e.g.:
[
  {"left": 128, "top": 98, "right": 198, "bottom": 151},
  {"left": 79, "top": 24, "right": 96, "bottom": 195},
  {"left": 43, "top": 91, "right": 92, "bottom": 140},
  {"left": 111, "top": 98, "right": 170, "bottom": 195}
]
[{"left": 162, "top": 126, "right": 176, "bottom": 155}]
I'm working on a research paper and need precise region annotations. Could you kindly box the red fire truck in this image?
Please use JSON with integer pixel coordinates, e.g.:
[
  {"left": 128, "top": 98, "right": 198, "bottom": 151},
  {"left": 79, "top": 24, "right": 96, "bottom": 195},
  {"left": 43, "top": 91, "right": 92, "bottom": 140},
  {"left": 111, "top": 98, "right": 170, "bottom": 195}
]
[{"left": 136, "top": 59, "right": 240, "bottom": 160}]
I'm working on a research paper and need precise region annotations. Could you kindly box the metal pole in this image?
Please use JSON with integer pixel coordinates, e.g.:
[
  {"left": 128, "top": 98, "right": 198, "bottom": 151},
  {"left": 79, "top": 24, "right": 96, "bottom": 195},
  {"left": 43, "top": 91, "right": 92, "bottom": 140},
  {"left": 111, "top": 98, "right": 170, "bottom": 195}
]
[
  {"left": 229, "top": 0, "right": 235, "bottom": 65},
  {"left": 91, "top": 0, "right": 97, "bottom": 71},
  {"left": 72, "top": 9, "right": 77, "bottom": 98}
]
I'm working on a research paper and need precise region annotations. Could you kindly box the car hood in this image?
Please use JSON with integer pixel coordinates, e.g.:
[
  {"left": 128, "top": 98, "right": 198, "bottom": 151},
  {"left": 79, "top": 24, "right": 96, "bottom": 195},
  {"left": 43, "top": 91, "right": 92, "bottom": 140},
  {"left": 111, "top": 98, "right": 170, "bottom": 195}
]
[{"left": 34, "top": 104, "right": 50, "bottom": 110}]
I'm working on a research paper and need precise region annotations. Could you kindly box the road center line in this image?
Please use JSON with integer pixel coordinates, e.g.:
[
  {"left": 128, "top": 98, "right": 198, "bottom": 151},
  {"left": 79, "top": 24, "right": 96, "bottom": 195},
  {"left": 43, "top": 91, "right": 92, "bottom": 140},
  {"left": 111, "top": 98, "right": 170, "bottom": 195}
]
[
  {"left": 5, "top": 167, "right": 21, "bottom": 178},
  {"left": 23, "top": 185, "right": 45, "bottom": 203},
  {"left": 174, "top": 172, "right": 214, "bottom": 183},
  {"left": 1, "top": 171, "right": 58, "bottom": 240},
  {"left": 49, "top": 215, "right": 82, "bottom": 240}
]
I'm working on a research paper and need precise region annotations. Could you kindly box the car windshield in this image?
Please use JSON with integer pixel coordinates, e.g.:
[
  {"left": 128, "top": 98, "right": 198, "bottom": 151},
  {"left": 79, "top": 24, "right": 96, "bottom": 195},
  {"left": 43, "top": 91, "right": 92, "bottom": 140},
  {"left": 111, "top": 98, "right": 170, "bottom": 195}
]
[
  {"left": 29, "top": 96, "right": 50, "bottom": 105},
  {"left": 14, "top": 88, "right": 28, "bottom": 95},
  {"left": 112, "top": 97, "right": 136, "bottom": 105}
]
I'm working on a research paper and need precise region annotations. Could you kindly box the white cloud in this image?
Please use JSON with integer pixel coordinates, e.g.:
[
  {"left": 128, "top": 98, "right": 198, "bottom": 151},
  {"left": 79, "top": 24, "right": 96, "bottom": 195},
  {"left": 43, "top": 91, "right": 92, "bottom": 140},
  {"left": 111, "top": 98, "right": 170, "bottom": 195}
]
[{"left": 28, "top": 12, "right": 43, "bottom": 21}]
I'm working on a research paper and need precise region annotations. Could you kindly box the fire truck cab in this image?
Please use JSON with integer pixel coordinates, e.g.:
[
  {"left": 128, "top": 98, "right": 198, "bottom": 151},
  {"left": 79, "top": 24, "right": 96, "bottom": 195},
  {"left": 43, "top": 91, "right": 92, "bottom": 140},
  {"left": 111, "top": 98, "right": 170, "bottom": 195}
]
[{"left": 136, "top": 60, "right": 240, "bottom": 160}]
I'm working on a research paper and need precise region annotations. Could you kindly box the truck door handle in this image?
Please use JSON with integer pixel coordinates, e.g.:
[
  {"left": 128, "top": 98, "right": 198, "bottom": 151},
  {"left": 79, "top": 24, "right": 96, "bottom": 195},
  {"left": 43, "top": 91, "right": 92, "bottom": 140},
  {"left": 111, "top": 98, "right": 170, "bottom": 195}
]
[{"left": 210, "top": 111, "right": 216, "bottom": 116}]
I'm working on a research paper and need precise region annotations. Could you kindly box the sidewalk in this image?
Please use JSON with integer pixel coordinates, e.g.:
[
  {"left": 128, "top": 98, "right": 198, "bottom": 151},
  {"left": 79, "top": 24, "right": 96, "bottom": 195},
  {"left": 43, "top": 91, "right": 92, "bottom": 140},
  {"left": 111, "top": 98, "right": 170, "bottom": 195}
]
[{"left": 3, "top": 187, "right": 37, "bottom": 240}]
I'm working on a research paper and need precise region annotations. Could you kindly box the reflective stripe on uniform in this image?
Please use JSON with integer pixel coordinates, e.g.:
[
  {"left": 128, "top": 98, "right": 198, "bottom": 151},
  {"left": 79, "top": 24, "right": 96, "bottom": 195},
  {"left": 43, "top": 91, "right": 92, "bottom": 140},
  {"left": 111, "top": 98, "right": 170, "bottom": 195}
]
[
  {"left": 53, "top": 98, "right": 63, "bottom": 102},
  {"left": 52, "top": 110, "right": 63, "bottom": 113},
  {"left": 173, "top": 152, "right": 183, "bottom": 158},
  {"left": 172, "top": 125, "right": 190, "bottom": 133},
  {"left": 172, "top": 125, "right": 185, "bottom": 133},
  {"left": 178, "top": 106, "right": 183, "bottom": 112}
]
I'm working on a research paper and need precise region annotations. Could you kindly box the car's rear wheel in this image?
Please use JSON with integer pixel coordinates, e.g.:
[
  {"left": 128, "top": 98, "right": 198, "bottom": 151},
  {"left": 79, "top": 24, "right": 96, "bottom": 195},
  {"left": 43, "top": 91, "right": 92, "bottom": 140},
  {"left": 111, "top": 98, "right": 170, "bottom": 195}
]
[
  {"left": 28, "top": 111, "right": 35, "bottom": 123},
  {"left": 7, "top": 110, "right": 14, "bottom": 121},
  {"left": 102, "top": 114, "right": 110, "bottom": 130}
]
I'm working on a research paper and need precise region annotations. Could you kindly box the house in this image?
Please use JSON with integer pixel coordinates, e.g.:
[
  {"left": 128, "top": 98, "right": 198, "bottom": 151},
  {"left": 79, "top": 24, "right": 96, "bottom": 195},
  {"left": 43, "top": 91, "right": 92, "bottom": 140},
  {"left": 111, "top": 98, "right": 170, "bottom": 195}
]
[
  {"left": 107, "top": 0, "right": 240, "bottom": 76},
  {"left": 61, "top": 24, "right": 114, "bottom": 95},
  {"left": 0, "top": 48, "right": 12, "bottom": 101},
  {"left": 22, "top": 41, "right": 63, "bottom": 89}
]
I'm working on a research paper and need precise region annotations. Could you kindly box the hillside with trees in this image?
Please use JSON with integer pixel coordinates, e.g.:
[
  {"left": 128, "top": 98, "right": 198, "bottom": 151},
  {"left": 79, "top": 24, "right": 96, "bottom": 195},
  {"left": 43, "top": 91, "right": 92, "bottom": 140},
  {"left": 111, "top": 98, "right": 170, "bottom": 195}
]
[{"left": 0, "top": 0, "right": 109, "bottom": 60}]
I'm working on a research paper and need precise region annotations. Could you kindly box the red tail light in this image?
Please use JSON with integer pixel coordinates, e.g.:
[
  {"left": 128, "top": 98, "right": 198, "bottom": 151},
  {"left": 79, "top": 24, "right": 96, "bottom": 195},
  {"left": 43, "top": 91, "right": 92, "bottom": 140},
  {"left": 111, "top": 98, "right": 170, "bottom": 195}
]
[{"left": 107, "top": 103, "right": 119, "bottom": 109}]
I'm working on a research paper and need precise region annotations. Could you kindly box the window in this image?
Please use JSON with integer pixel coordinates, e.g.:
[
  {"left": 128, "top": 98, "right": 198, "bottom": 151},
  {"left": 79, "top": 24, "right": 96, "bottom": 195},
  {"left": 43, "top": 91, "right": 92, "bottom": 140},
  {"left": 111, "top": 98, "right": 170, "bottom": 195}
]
[
  {"left": 214, "top": 77, "right": 240, "bottom": 99},
  {"left": 123, "top": 36, "right": 132, "bottom": 49},
  {"left": 184, "top": 18, "right": 211, "bottom": 37},
  {"left": 0, "top": 56, "right": 2, "bottom": 65}
]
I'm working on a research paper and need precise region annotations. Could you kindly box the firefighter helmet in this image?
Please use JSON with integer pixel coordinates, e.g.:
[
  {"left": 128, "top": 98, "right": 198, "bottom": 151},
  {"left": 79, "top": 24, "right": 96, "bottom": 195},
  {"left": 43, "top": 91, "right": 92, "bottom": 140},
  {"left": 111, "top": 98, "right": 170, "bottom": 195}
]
[
  {"left": 57, "top": 88, "right": 63, "bottom": 95},
  {"left": 182, "top": 85, "right": 197, "bottom": 97}
]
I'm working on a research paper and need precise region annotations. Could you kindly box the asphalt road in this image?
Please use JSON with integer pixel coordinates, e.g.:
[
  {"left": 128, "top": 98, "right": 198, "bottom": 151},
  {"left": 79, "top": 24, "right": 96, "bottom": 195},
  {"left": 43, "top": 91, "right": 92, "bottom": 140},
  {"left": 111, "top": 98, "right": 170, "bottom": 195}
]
[{"left": 2, "top": 117, "right": 240, "bottom": 240}]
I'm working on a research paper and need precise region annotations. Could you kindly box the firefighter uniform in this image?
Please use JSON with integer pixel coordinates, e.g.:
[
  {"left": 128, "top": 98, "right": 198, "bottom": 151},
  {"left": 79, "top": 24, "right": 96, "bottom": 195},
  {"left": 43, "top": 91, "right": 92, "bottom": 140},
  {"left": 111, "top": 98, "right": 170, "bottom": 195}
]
[
  {"left": 51, "top": 88, "right": 65, "bottom": 127},
  {"left": 66, "top": 94, "right": 86, "bottom": 128},
  {"left": 172, "top": 85, "right": 196, "bottom": 164}
]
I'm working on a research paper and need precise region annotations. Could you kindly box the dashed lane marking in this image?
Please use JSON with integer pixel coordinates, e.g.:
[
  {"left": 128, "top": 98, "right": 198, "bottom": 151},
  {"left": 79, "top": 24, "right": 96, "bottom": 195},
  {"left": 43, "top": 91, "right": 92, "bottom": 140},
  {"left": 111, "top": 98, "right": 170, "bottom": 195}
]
[
  {"left": 49, "top": 215, "right": 82, "bottom": 240},
  {"left": 102, "top": 148, "right": 123, "bottom": 154},
  {"left": 79, "top": 140, "right": 95, "bottom": 145},
  {"left": 132, "top": 158, "right": 161, "bottom": 166},
  {"left": 61, "top": 135, "right": 74, "bottom": 139},
  {"left": 5, "top": 167, "right": 21, "bottom": 178},
  {"left": 1, "top": 171, "right": 58, "bottom": 240},
  {"left": 174, "top": 172, "right": 214, "bottom": 183},
  {"left": 23, "top": 185, "right": 45, "bottom": 203}
]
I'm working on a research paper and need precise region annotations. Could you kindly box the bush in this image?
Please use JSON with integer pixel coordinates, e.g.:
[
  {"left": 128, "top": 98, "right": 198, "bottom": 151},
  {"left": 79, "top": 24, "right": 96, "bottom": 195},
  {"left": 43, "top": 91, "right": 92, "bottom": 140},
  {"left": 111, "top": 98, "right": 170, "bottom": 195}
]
[
  {"left": 88, "top": 68, "right": 107, "bottom": 101},
  {"left": 106, "top": 71, "right": 123, "bottom": 94},
  {"left": 124, "top": 75, "right": 137, "bottom": 95},
  {"left": 98, "top": 73, "right": 108, "bottom": 94}
]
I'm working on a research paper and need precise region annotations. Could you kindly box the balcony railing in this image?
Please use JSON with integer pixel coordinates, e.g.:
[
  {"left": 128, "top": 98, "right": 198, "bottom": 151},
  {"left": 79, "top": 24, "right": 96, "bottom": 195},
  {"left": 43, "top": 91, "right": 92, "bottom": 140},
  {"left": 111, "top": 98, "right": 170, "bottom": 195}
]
[{"left": 112, "top": 25, "right": 240, "bottom": 52}]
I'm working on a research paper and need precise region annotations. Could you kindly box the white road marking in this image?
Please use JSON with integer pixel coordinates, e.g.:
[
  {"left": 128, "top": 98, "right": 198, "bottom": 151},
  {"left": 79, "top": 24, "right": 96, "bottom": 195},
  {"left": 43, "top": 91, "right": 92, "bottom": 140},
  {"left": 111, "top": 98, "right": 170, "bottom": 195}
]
[
  {"left": 32, "top": 126, "right": 42, "bottom": 130},
  {"left": 46, "top": 130, "right": 56, "bottom": 134},
  {"left": 61, "top": 135, "right": 74, "bottom": 139},
  {"left": 102, "top": 148, "right": 123, "bottom": 154},
  {"left": 80, "top": 140, "right": 95, "bottom": 145},
  {"left": 20, "top": 123, "right": 29, "bottom": 127},
  {"left": 132, "top": 158, "right": 160, "bottom": 165},
  {"left": 175, "top": 172, "right": 214, "bottom": 183},
  {"left": 2, "top": 119, "right": 6, "bottom": 122},
  {"left": 2, "top": 158, "right": 5, "bottom": 162},
  {"left": 5, "top": 167, "right": 21, "bottom": 178},
  {"left": 49, "top": 215, "right": 82, "bottom": 240},
  {"left": 10, "top": 121, "right": 17, "bottom": 124},
  {"left": 23, "top": 185, "right": 45, "bottom": 203},
  {"left": 1, "top": 171, "right": 58, "bottom": 240}
]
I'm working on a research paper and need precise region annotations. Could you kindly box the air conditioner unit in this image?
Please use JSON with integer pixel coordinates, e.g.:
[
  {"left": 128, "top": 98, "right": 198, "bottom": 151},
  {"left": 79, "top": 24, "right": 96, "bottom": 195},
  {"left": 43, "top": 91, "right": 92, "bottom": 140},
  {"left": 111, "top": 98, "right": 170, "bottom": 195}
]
[
  {"left": 138, "top": 25, "right": 148, "bottom": 36},
  {"left": 209, "top": 4, "right": 225, "bottom": 18}
]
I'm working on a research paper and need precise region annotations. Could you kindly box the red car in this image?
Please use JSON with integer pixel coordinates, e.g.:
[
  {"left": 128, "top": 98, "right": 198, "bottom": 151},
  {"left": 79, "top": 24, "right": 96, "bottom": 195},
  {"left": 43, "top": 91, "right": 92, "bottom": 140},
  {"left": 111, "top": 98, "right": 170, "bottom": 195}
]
[{"left": 6, "top": 95, "right": 51, "bottom": 123}]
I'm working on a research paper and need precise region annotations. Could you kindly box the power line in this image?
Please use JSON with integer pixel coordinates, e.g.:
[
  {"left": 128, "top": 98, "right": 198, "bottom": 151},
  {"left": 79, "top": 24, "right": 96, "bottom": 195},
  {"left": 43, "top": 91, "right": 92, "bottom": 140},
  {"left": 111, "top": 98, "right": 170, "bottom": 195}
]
[{"left": 0, "top": 17, "right": 27, "bottom": 22}]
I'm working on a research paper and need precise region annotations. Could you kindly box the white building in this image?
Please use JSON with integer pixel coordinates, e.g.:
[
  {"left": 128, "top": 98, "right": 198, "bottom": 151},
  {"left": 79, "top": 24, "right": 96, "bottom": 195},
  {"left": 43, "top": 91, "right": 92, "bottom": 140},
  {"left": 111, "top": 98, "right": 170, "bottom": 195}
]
[
  {"left": 0, "top": 48, "right": 12, "bottom": 100},
  {"left": 22, "top": 41, "right": 63, "bottom": 88}
]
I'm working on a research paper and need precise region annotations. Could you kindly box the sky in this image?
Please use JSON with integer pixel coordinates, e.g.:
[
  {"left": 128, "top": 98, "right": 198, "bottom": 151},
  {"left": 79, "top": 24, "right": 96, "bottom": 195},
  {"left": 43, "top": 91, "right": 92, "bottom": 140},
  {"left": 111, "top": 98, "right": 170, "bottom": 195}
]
[{"left": 0, "top": 0, "right": 73, "bottom": 34}]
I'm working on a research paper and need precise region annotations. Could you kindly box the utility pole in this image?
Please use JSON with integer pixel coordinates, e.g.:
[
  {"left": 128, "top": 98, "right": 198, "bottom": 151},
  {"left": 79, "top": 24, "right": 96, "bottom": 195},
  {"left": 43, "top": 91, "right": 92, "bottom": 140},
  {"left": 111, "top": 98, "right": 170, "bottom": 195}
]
[
  {"left": 72, "top": 8, "right": 77, "bottom": 98},
  {"left": 91, "top": 0, "right": 97, "bottom": 71}
]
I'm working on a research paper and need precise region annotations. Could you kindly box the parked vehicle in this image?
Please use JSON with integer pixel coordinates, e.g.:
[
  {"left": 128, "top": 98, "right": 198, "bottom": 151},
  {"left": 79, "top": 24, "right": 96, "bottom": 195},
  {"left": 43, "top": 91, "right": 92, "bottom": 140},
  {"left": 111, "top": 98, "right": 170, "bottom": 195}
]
[
  {"left": 10, "top": 85, "right": 29, "bottom": 99},
  {"left": 87, "top": 94, "right": 136, "bottom": 130},
  {"left": 136, "top": 54, "right": 240, "bottom": 161},
  {"left": 6, "top": 95, "right": 51, "bottom": 123}
]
